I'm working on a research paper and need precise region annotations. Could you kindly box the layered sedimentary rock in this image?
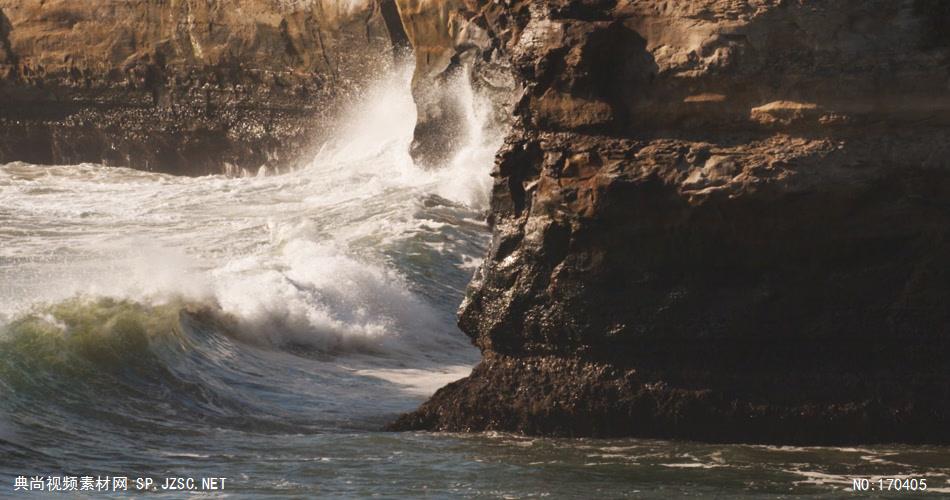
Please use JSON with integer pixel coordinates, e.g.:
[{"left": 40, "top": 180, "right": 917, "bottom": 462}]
[
  {"left": 0, "top": 0, "right": 407, "bottom": 175},
  {"left": 392, "top": 0, "right": 950, "bottom": 444}
]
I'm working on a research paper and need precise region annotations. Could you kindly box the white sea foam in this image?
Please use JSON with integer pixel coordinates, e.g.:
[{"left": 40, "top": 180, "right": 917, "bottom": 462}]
[{"left": 0, "top": 65, "right": 498, "bottom": 374}]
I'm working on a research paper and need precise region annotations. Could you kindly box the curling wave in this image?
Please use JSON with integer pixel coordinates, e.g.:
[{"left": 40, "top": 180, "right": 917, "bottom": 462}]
[{"left": 0, "top": 65, "right": 502, "bottom": 455}]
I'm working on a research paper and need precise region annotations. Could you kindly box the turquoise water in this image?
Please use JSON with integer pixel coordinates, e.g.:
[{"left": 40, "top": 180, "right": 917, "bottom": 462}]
[{"left": 1, "top": 70, "right": 948, "bottom": 498}]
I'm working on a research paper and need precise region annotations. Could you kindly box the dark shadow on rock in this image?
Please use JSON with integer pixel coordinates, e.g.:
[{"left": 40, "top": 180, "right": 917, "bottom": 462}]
[
  {"left": 914, "top": 0, "right": 950, "bottom": 49},
  {"left": 379, "top": 0, "right": 412, "bottom": 62},
  {"left": 0, "top": 7, "right": 18, "bottom": 85}
]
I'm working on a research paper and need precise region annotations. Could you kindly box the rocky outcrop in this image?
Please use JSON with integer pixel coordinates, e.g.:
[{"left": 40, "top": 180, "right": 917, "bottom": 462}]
[
  {"left": 0, "top": 0, "right": 408, "bottom": 175},
  {"left": 391, "top": 0, "right": 950, "bottom": 444}
]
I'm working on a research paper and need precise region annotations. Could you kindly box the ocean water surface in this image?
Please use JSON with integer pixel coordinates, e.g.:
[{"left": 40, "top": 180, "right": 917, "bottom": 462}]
[{"left": 1, "top": 68, "right": 948, "bottom": 498}]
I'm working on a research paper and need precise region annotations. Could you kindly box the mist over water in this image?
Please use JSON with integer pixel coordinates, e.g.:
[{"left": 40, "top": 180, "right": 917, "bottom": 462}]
[{"left": 2, "top": 67, "right": 949, "bottom": 498}]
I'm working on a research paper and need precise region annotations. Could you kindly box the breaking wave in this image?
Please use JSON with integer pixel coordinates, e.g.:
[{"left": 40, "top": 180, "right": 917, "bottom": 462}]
[{"left": 0, "top": 65, "right": 503, "bottom": 442}]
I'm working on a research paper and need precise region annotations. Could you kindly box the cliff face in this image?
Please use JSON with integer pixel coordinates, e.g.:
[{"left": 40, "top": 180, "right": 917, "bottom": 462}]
[
  {"left": 392, "top": 0, "right": 950, "bottom": 444},
  {"left": 0, "top": 0, "right": 407, "bottom": 175}
]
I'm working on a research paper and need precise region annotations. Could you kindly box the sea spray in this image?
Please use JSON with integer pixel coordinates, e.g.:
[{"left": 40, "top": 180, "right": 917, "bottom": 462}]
[
  {"left": 0, "top": 65, "right": 498, "bottom": 360},
  {"left": 0, "top": 63, "right": 507, "bottom": 490}
]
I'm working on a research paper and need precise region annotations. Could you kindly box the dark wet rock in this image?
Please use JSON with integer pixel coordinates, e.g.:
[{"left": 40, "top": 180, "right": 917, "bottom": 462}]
[{"left": 391, "top": 0, "right": 950, "bottom": 444}]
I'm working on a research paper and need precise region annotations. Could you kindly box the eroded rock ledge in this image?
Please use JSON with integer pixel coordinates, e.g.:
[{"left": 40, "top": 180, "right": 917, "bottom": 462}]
[
  {"left": 391, "top": 0, "right": 950, "bottom": 444},
  {"left": 0, "top": 0, "right": 409, "bottom": 175}
]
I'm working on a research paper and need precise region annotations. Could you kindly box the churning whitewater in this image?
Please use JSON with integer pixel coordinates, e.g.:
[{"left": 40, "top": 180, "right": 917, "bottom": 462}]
[
  {"left": 0, "top": 67, "right": 496, "bottom": 447},
  {"left": 4, "top": 67, "right": 950, "bottom": 498}
]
